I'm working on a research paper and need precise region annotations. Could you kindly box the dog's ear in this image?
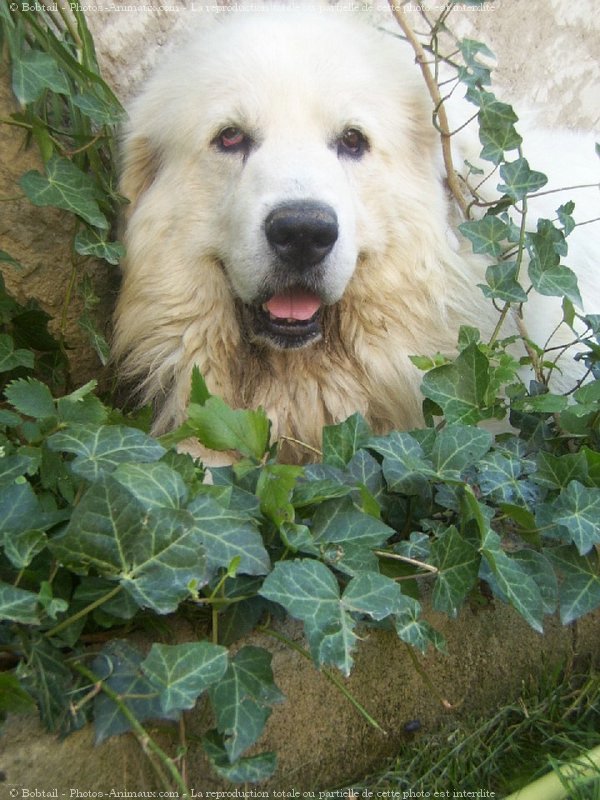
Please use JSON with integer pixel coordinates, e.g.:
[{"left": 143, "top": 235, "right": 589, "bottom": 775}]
[{"left": 120, "top": 135, "right": 159, "bottom": 217}]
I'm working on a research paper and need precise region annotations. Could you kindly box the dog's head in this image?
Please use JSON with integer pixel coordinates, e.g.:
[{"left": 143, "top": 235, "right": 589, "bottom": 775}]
[{"left": 120, "top": 9, "right": 439, "bottom": 351}]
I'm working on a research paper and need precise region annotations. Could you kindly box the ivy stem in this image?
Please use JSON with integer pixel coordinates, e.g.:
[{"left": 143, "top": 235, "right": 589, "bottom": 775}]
[
  {"left": 374, "top": 550, "right": 438, "bottom": 574},
  {"left": 73, "top": 662, "right": 190, "bottom": 797},
  {"left": 404, "top": 644, "right": 454, "bottom": 711},
  {"left": 259, "top": 626, "right": 386, "bottom": 734},
  {"left": 45, "top": 584, "right": 123, "bottom": 639},
  {"left": 387, "top": 1, "right": 469, "bottom": 217}
]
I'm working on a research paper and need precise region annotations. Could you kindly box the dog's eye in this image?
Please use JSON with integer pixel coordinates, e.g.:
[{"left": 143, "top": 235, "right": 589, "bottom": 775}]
[
  {"left": 338, "top": 128, "right": 368, "bottom": 158},
  {"left": 215, "top": 126, "right": 250, "bottom": 153}
]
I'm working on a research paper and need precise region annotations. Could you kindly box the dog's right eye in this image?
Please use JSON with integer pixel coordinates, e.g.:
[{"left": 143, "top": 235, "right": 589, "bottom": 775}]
[{"left": 215, "top": 127, "right": 250, "bottom": 153}]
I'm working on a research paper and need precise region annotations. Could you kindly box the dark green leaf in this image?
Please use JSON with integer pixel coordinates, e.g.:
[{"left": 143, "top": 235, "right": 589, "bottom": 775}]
[
  {"left": 142, "top": 642, "right": 228, "bottom": 714},
  {"left": 498, "top": 158, "right": 547, "bottom": 201},
  {"left": 19, "top": 156, "right": 109, "bottom": 229},
  {"left": 369, "top": 431, "right": 434, "bottom": 494},
  {"left": 430, "top": 526, "right": 480, "bottom": 616},
  {"left": 93, "top": 641, "right": 178, "bottom": 744},
  {"left": 545, "top": 546, "right": 600, "bottom": 624},
  {"left": 12, "top": 50, "right": 70, "bottom": 104},
  {"left": 74, "top": 229, "right": 125, "bottom": 265},
  {"left": 4, "top": 377, "right": 56, "bottom": 419},
  {"left": 480, "top": 261, "right": 528, "bottom": 303},
  {"left": 459, "top": 217, "right": 510, "bottom": 256},
  {"left": 322, "top": 412, "right": 371, "bottom": 468},
  {"left": 431, "top": 424, "right": 492, "bottom": 478},
  {"left": 188, "top": 492, "right": 270, "bottom": 576},
  {"left": 260, "top": 559, "right": 356, "bottom": 674},
  {"left": 311, "top": 498, "right": 394, "bottom": 548},
  {"left": 0, "top": 674, "right": 36, "bottom": 715},
  {"left": 50, "top": 475, "right": 207, "bottom": 613},
  {"left": 209, "top": 646, "right": 283, "bottom": 763},
  {"left": 202, "top": 731, "right": 277, "bottom": 783},
  {"left": 481, "top": 531, "right": 545, "bottom": 632},
  {"left": 17, "top": 637, "right": 73, "bottom": 732},
  {"left": 0, "top": 581, "right": 40, "bottom": 624},
  {"left": 112, "top": 461, "right": 188, "bottom": 510},
  {"left": 47, "top": 424, "right": 165, "bottom": 481},
  {"left": 552, "top": 481, "right": 600, "bottom": 555},
  {"left": 0, "top": 333, "right": 35, "bottom": 373}
]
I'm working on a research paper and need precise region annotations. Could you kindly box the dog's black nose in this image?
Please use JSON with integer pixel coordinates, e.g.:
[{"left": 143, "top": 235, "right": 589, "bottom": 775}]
[{"left": 265, "top": 202, "right": 338, "bottom": 267}]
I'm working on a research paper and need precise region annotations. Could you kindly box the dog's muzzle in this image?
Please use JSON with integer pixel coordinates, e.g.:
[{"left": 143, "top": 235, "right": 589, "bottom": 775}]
[{"left": 246, "top": 201, "right": 339, "bottom": 349}]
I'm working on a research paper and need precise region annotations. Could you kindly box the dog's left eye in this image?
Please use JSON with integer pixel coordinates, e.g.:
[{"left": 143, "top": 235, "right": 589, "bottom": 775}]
[
  {"left": 215, "top": 126, "right": 250, "bottom": 153},
  {"left": 338, "top": 128, "right": 368, "bottom": 158}
]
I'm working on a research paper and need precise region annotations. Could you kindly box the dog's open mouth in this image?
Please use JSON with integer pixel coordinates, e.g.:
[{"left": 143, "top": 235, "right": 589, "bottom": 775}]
[{"left": 250, "top": 289, "right": 324, "bottom": 348}]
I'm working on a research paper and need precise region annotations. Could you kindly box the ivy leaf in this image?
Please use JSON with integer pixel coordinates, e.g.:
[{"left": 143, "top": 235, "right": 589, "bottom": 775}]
[
  {"left": 480, "top": 261, "right": 528, "bottom": 303},
  {"left": 4, "top": 377, "right": 56, "bottom": 419},
  {"left": 112, "top": 462, "right": 188, "bottom": 510},
  {"left": 19, "top": 156, "right": 109, "bottom": 229},
  {"left": 477, "top": 451, "right": 542, "bottom": 508},
  {"left": 511, "top": 550, "right": 558, "bottom": 615},
  {"left": 528, "top": 262, "right": 582, "bottom": 308},
  {"left": 0, "top": 482, "right": 42, "bottom": 537},
  {"left": 534, "top": 451, "right": 588, "bottom": 490},
  {"left": 0, "top": 333, "right": 35, "bottom": 373},
  {"left": 202, "top": 731, "right": 277, "bottom": 784},
  {"left": 557, "top": 202, "right": 576, "bottom": 236},
  {"left": 74, "top": 228, "right": 125, "bottom": 265},
  {"left": 498, "top": 158, "right": 547, "bottom": 201},
  {"left": 368, "top": 431, "right": 434, "bottom": 495},
  {"left": 47, "top": 424, "right": 166, "bottom": 481},
  {"left": 481, "top": 531, "right": 545, "bottom": 632},
  {"left": 311, "top": 498, "right": 394, "bottom": 548},
  {"left": 260, "top": 560, "right": 356, "bottom": 675},
  {"left": 3, "top": 529, "right": 47, "bottom": 570},
  {"left": 394, "top": 596, "right": 446, "bottom": 653},
  {"left": 186, "top": 398, "right": 270, "bottom": 460},
  {"left": 551, "top": 481, "right": 600, "bottom": 555},
  {"left": 71, "top": 89, "right": 125, "bottom": 126},
  {"left": 421, "top": 344, "right": 492, "bottom": 425},
  {"left": 141, "top": 642, "right": 228, "bottom": 714},
  {"left": 12, "top": 50, "right": 70, "bottom": 104},
  {"left": 544, "top": 546, "right": 600, "bottom": 624},
  {"left": 431, "top": 424, "right": 492, "bottom": 478},
  {"left": 17, "top": 637, "right": 73, "bottom": 732},
  {"left": 430, "top": 526, "right": 480, "bottom": 616},
  {"left": 209, "top": 646, "right": 284, "bottom": 763},
  {"left": 341, "top": 572, "right": 406, "bottom": 620},
  {"left": 527, "top": 220, "right": 582, "bottom": 306},
  {"left": 322, "top": 412, "right": 372, "bottom": 468},
  {"left": 93, "top": 641, "right": 178, "bottom": 744},
  {"left": 50, "top": 475, "right": 208, "bottom": 614},
  {"left": 0, "top": 674, "right": 36, "bottom": 715},
  {"left": 188, "top": 493, "right": 270, "bottom": 577},
  {"left": 0, "top": 581, "right": 40, "bottom": 624},
  {"left": 466, "top": 90, "right": 521, "bottom": 164},
  {"left": 459, "top": 217, "right": 510, "bottom": 256},
  {"left": 346, "top": 449, "right": 386, "bottom": 500},
  {"left": 0, "top": 454, "right": 35, "bottom": 486}
]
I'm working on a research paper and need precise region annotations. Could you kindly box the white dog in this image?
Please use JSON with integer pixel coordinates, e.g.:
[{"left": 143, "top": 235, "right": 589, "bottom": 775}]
[{"left": 113, "top": 7, "right": 599, "bottom": 460}]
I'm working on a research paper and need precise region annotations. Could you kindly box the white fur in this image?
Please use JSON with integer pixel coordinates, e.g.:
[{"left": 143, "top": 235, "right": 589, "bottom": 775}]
[{"left": 113, "top": 8, "right": 600, "bottom": 461}]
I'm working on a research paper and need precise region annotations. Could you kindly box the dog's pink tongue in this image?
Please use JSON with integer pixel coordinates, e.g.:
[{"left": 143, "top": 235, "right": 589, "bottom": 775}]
[{"left": 265, "top": 291, "right": 321, "bottom": 321}]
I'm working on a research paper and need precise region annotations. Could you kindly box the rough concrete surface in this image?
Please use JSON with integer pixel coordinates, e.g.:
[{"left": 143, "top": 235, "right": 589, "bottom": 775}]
[
  {"left": 2, "top": 604, "right": 600, "bottom": 792},
  {"left": 1, "top": 0, "right": 599, "bottom": 794}
]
